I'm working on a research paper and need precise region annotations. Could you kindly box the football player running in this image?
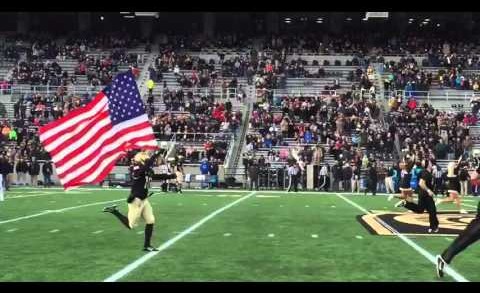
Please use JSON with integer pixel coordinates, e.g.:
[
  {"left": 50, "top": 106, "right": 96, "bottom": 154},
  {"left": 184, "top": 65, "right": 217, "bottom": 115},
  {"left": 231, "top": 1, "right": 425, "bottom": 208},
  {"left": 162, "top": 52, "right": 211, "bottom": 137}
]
[{"left": 103, "top": 150, "right": 162, "bottom": 252}]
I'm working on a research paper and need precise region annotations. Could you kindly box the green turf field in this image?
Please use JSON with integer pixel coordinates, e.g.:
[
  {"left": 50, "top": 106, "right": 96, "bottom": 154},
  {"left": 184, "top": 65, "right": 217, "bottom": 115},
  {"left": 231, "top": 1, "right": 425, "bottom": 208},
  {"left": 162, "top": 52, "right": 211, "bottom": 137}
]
[{"left": 0, "top": 187, "right": 479, "bottom": 282}]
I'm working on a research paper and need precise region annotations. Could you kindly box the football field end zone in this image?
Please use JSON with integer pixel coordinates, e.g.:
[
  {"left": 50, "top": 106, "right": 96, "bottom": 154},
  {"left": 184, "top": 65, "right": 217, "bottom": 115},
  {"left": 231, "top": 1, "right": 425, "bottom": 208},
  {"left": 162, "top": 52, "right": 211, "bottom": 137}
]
[
  {"left": 103, "top": 191, "right": 257, "bottom": 282},
  {"left": 335, "top": 193, "right": 469, "bottom": 282}
]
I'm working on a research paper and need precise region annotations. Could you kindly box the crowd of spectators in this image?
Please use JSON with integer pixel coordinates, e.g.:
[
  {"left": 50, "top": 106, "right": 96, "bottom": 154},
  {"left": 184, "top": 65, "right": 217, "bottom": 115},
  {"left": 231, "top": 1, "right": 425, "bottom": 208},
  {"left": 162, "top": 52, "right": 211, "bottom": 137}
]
[
  {"left": 434, "top": 67, "right": 480, "bottom": 91},
  {"left": 150, "top": 99, "right": 242, "bottom": 139},
  {"left": 13, "top": 93, "right": 92, "bottom": 124},
  {"left": 175, "top": 139, "right": 229, "bottom": 164},
  {"left": 245, "top": 90, "right": 393, "bottom": 171},
  {"left": 11, "top": 60, "right": 64, "bottom": 85},
  {"left": 387, "top": 98, "right": 473, "bottom": 162},
  {"left": 383, "top": 58, "right": 432, "bottom": 94},
  {"left": 3, "top": 32, "right": 480, "bottom": 190}
]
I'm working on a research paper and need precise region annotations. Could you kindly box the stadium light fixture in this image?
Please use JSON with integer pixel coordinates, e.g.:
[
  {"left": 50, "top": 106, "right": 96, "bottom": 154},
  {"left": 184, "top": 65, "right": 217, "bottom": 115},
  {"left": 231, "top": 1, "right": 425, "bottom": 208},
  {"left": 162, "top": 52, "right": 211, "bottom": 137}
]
[
  {"left": 437, "top": 23, "right": 441, "bottom": 27},
  {"left": 124, "top": 15, "right": 135, "bottom": 19},
  {"left": 316, "top": 20, "right": 323, "bottom": 24},
  {"left": 120, "top": 12, "right": 130, "bottom": 14},
  {"left": 425, "top": 18, "right": 430, "bottom": 22},
  {"left": 135, "top": 12, "right": 159, "bottom": 17},
  {"left": 408, "top": 18, "right": 414, "bottom": 21},
  {"left": 285, "top": 20, "right": 291, "bottom": 24},
  {"left": 365, "top": 12, "right": 389, "bottom": 20},
  {"left": 100, "top": 16, "right": 104, "bottom": 21},
  {"left": 346, "top": 17, "right": 352, "bottom": 21}
]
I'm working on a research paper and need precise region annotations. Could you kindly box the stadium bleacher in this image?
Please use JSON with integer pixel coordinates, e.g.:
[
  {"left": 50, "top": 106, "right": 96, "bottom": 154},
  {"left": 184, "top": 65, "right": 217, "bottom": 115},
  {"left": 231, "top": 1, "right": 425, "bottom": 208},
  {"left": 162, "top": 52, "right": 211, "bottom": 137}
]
[{"left": 0, "top": 30, "right": 478, "bottom": 191}]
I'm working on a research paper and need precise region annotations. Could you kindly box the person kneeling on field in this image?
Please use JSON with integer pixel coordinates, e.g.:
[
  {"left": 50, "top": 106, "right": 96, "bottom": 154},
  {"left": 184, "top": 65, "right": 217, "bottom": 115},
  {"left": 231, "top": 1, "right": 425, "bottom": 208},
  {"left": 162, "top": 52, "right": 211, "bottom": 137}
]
[{"left": 103, "top": 150, "right": 162, "bottom": 252}]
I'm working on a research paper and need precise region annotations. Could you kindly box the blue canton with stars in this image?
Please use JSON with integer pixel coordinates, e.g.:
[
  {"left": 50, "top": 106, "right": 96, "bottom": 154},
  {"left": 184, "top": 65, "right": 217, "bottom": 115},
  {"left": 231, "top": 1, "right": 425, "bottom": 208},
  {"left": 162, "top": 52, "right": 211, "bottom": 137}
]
[{"left": 103, "top": 71, "right": 146, "bottom": 126}]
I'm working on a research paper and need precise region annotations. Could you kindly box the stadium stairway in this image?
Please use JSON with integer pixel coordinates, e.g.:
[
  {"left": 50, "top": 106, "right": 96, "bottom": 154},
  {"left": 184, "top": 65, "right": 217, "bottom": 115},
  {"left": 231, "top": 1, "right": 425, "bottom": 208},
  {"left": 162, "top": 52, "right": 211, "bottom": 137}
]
[
  {"left": 0, "top": 94, "right": 14, "bottom": 118},
  {"left": 0, "top": 63, "right": 13, "bottom": 81},
  {"left": 137, "top": 53, "right": 155, "bottom": 99}
]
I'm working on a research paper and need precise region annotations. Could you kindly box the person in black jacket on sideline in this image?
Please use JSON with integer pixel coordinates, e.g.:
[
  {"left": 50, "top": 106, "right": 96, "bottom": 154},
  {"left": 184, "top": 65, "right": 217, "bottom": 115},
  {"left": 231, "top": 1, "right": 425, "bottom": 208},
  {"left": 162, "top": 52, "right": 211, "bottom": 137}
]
[
  {"left": 0, "top": 156, "right": 11, "bottom": 191},
  {"left": 28, "top": 158, "right": 40, "bottom": 187},
  {"left": 42, "top": 161, "right": 53, "bottom": 188},
  {"left": 248, "top": 161, "right": 259, "bottom": 191},
  {"left": 364, "top": 161, "right": 378, "bottom": 196},
  {"left": 15, "top": 157, "right": 28, "bottom": 186}
]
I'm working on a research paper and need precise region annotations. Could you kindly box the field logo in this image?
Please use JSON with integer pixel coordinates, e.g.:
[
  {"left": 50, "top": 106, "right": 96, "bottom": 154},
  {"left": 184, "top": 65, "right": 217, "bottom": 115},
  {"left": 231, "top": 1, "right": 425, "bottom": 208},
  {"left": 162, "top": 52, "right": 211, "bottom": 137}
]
[{"left": 357, "top": 210, "right": 475, "bottom": 236}]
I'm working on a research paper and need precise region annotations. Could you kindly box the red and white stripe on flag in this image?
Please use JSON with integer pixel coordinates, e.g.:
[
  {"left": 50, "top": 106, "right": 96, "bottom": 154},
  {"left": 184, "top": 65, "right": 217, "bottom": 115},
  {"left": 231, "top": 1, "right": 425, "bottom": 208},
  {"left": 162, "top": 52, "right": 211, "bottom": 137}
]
[{"left": 39, "top": 92, "right": 158, "bottom": 190}]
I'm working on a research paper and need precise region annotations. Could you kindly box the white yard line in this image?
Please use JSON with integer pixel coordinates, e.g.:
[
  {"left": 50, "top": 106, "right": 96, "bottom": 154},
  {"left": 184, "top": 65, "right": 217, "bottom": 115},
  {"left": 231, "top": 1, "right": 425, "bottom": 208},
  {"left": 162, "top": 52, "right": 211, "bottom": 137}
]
[
  {"left": 5, "top": 190, "right": 92, "bottom": 200},
  {"left": 103, "top": 191, "right": 256, "bottom": 282},
  {"left": 0, "top": 198, "right": 124, "bottom": 225},
  {"left": 6, "top": 187, "right": 480, "bottom": 199},
  {"left": 461, "top": 203, "right": 478, "bottom": 209},
  {"left": 5, "top": 193, "right": 75, "bottom": 199},
  {"left": 335, "top": 193, "right": 469, "bottom": 282}
]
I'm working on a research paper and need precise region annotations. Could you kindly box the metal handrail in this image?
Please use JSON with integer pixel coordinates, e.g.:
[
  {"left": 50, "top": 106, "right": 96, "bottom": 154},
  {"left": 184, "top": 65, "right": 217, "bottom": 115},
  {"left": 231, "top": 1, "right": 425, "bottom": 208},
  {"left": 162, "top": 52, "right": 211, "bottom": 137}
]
[
  {"left": 385, "top": 89, "right": 480, "bottom": 104},
  {"left": 264, "top": 88, "right": 338, "bottom": 97},
  {"left": 170, "top": 132, "right": 234, "bottom": 142},
  {"left": 154, "top": 87, "right": 240, "bottom": 99},
  {"left": 0, "top": 84, "right": 102, "bottom": 96}
]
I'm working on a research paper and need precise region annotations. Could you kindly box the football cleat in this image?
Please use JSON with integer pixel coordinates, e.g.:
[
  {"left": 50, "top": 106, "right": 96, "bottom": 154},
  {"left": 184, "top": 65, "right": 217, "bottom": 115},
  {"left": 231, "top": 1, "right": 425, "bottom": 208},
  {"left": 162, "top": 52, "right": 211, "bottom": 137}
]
[
  {"left": 143, "top": 246, "right": 159, "bottom": 252},
  {"left": 436, "top": 255, "right": 446, "bottom": 278},
  {"left": 102, "top": 205, "right": 118, "bottom": 213},
  {"left": 428, "top": 227, "right": 439, "bottom": 233},
  {"left": 394, "top": 200, "right": 406, "bottom": 208}
]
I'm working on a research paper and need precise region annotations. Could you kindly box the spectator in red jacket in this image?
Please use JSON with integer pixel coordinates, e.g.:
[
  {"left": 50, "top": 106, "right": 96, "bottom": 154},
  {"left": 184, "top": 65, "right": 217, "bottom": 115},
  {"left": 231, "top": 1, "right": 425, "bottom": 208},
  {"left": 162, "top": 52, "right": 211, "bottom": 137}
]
[{"left": 407, "top": 98, "right": 418, "bottom": 111}]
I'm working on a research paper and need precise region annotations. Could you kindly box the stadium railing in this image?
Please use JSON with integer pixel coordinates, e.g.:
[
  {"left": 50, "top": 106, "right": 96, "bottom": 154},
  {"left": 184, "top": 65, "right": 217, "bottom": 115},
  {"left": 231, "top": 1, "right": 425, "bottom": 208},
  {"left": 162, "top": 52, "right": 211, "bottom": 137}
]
[
  {"left": 154, "top": 87, "right": 242, "bottom": 100},
  {"left": 387, "top": 90, "right": 479, "bottom": 104},
  {"left": 1, "top": 84, "right": 103, "bottom": 96},
  {"left": 258, "top": 88, "right": 337, "bottom": 98}
]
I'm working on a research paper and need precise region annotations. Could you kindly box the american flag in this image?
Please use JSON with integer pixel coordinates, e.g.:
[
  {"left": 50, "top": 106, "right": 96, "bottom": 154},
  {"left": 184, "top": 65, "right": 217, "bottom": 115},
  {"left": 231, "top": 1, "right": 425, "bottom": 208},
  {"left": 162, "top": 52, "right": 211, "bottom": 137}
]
[{"left": 39, "top": 71, "right": 158, "bottom": 190}]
